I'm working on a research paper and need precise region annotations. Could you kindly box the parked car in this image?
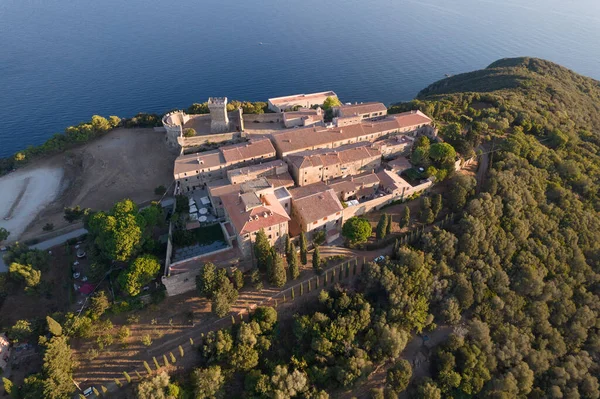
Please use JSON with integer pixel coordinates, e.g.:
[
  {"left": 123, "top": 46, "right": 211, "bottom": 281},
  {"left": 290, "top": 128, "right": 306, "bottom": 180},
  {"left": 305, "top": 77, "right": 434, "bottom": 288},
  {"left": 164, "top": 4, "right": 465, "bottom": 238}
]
[
  {"left": 73, "top": 272, "right": 81, "bottom": 279},
  {"left": 374, "top": 256, "right": 385, "bottom": 264},
  {"left": 76, "top": 249, "right": 86, "bottom": 258}
]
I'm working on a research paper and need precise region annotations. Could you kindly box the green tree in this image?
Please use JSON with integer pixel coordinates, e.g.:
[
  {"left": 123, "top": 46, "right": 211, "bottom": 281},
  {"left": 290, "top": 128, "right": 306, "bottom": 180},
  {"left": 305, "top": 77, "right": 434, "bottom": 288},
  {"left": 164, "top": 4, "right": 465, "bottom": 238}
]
[
  {"left": 284, "top": 234, "right": 291, "bottom": 258},
  {"left": 431, "top": 193, "right": 443, "bottom": 218},
  {"left": 197, "top": 262, "right": 218, "bottom": 298},
  {"left": 322, "top": 96, "right": 341, "bottom": 110},
  {"left": 312, "top": 246, "right": 321, "bottom": 272},
  {"left": 42, "top": 336, "right": 75, "bottom": 399},
  {"left": 137, "top": 371, "right": 170, "bottom": 399},
  {"left": 429, "top": 143, "right": 457, "bottom": 166},
  {"left": 89, "top": 291, "right": 110, "bottom": 319},
  {"left": 20, "top": 374, "right": 44, "bottom": 399},
  {"left": 386, "top": 359, "right": 412, "bottom": 395},
  {"left": 233, "top": 269, "right": 244, "bottom": 290},
  {"left": 8, "top": 319, "right": 33, "bottom": 342},
  {"left": 254, "top": 229, "right": 271, "bottom": 272},
  {"left": 269, "top": 249, "right": 287, "bottom": 288},
  {"left": 417, "top": 379, "right": 442, "bottom": 399},
  {"left": 376, "top": 214, "right": 389, "bottom": 240},
  {"left": 212, "top": 271, "right": 239, "bottom": 317},
  {"left": 288, "top": 243, "right": 300, "bottom": 280},
  {"left": 192, "top": 365, "right": 225, "bottom": 399},
  {"left": 9, "top": 263, "right": 41, "bottom": 289},
  {"left": 386, "top": 214, "right": 393, "bottom": 236},
  {"left": 2, "top": 377, "right": 15, "bottom": 398},
  {"left": 342, "top": 217, "right": 372, "bottom": 244},
  {"left": 86, "top": 199, "right": 145, "bottom": 262},
  {"left": 118, "top": 254, "right": 161, "bottom": 297},
  {"left": 299, "top": 232, "right": 308, "bottom": 265},
  {"left": 446, "top": 175, "right": 476, "bottom": 211},
  {"left": 46, "top": 316, "right": 63, "bottom": 336},
  {"left": 0, "top": 227, "right": 10, "bottom": 242},
  {"left": 400, "top": 206, "right": 410, "bottom": 228},
  {"left": 183, "top": 128, "right": 196, "bottom": 137}
]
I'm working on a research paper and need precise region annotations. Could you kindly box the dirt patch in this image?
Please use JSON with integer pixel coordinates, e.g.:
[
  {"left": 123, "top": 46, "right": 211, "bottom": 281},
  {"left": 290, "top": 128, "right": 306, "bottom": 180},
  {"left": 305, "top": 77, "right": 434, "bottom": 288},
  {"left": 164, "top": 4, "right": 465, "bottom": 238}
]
[
  {"left": 19, "top": 128, "right": 177, "bottom": 241},
  {"left": 0, "top": 166, "right": 64, "bottom": 240}
]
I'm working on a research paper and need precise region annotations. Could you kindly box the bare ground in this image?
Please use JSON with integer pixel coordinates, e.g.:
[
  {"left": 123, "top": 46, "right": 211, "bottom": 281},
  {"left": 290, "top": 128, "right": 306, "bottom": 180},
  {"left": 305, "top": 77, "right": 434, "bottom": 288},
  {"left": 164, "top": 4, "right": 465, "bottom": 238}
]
[{"left": 19, "top": 128, "right": 177, "bottom": 241}]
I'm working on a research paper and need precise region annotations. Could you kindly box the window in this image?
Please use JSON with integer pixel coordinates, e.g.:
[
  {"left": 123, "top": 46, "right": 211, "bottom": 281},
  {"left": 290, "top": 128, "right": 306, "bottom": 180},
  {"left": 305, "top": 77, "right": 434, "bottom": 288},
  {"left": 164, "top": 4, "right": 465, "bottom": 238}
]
[
  {"left": 336, "top": 212, "right": 341, "bottom": 215},
  {"left": 276, "top": 232, "right": 279, "bottom": 237},
  {"left": 184, "top": 173, "right": 187, "bottom": 176},
  {"left": 268, "top": 234, "right": 272, "bottom": 239},
  {"left": 285, "top": 203, "right": 288, "bottom": 208},
  {"left": 323, "top": 216, "right": 328, "bottom": 221}
]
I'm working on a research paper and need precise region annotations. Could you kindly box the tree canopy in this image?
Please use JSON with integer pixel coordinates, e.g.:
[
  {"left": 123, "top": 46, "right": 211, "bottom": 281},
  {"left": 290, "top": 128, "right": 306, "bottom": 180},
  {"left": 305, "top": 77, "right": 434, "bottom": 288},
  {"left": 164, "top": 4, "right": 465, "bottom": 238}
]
[{"left": 342, "top": 217, "right": 372, "bottom": 244}]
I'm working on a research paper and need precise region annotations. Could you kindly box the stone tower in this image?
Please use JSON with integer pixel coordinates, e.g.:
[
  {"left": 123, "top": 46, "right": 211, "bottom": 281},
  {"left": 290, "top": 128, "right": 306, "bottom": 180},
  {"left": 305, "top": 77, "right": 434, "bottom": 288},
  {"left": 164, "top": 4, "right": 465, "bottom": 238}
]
[{"left": 208, "top": 97, "right": 230, "bottom": 133}]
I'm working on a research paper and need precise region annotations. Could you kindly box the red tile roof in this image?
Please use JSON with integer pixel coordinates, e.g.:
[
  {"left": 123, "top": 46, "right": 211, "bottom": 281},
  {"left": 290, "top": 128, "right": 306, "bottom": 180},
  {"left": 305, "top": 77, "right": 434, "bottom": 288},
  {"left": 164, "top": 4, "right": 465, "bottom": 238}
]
[
  {"left": 336, "top": 102, "right": 387, "bottom": 117},
  {"left": 272, "top": 111, "right": 432, "bottom": 155},
  {"left": 221, "top": 192, "right": 290, "bottom": 236}
]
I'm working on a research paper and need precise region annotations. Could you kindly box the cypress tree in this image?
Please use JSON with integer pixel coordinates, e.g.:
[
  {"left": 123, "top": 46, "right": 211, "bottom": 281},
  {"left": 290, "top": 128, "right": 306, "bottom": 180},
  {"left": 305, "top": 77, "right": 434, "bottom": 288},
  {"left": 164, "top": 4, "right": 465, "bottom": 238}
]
[
  {"left": 431, "top": 193, "right": 443, "bottom": 218},
  {"left": 312, "top": 246, "right": 321, "bottom": 272},
  {"left": 400, "top": 206, "right": 410, "bottom": 228},
  {"left": 123, "top": 371, "right": 131, "bottom": 383},
  {"left": 299, "top": 231, "right": 308, "bottom": 265},
  {"left": 269, "top": 248, "right": 287, "bottom": 288},
  {"left": 291, "top": 286, "right": 295, "bottom": 299},
  {"left": 376, "top": 214, "right": 388, "bottom": 239},
  {"left": 300, "top": 282, "right": 304, "bottom": 296},
  {"left": 284, "top": 234, "right": 291, "bottom": 258},
  {"left": 386, "top": 214, "right": 393, "bottom": 236},
  {"left": 288, "top": 243, "right": 300, "bottom": 280},
  {"left": 163, "top": 354, "right": 169, "bottom": 367},
  {"left": 153, "top": 356, "right": 160, "bottom": 370},
  {"left": 114, "top": 378, "right": 122, "bottom": 388},
  {"left": 179, "top": 345, "right": 185, "bottom": 357},
  {"left": 254, "top": 229, "right": 271, "bottom": 271},
  {"left": 143, "top": 361, "right": 152, "bottom": 374}
]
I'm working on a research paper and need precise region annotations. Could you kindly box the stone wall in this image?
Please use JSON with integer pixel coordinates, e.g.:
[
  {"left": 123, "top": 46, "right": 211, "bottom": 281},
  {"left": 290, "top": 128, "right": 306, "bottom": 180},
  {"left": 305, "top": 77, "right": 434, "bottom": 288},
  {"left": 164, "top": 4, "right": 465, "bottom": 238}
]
[
  {"left": 342, "top": 180, "right": 432, "bottom": 220},
  {"left": 243, "top": 113, "right": 283, "bottom": 124},
  {"left": 180, "top": 132, "right": 243, "bottom": 148}
]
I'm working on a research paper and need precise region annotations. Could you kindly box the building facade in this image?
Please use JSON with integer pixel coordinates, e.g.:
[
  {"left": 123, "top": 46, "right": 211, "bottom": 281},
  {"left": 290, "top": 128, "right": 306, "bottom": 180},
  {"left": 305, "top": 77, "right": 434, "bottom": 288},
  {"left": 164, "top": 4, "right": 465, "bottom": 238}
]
[
  {"left": 287, "top": 143, "right": 382, "bottom": 186},
  {"left": 174, "top": 138, "right": 276, "bottom": 192}
]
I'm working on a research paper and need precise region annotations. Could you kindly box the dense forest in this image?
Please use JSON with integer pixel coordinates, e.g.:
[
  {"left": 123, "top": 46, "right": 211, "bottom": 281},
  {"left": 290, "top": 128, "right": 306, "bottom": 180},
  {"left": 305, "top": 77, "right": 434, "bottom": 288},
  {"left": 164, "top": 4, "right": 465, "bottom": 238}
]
[{"left": 220, "top": 58, "right": 600, "bottom": 398}]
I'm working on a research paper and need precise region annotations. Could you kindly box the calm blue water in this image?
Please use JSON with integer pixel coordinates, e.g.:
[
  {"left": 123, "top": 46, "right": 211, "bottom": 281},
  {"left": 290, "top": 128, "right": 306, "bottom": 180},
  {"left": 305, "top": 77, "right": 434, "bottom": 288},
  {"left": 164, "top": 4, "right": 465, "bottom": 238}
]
[{"left": 1, "top": 0, "right": 600, "bottom": 157}]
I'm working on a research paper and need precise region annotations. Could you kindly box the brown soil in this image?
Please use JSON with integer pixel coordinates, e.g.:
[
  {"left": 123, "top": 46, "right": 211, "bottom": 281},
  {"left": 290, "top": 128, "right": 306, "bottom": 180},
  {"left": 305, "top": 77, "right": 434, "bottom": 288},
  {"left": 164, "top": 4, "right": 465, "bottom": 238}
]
[{"left": 20, "top": 128, "right": 177, "bottom": 241}]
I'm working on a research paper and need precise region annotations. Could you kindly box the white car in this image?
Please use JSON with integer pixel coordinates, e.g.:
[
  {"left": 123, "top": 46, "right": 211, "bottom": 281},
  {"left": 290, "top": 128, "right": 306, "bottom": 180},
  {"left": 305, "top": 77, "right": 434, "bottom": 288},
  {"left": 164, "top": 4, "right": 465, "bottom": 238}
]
[
  {"left": 374, "top": 256, "right": 385, "bottom": 264},
  {"left": 73, "top": 272, "right": 81, "bottom": 279}
]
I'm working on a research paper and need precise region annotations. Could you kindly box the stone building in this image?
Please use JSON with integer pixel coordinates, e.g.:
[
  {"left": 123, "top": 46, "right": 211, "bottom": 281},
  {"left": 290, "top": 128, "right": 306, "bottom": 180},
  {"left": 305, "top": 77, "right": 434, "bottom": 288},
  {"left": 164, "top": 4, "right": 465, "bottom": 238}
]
[
  {"left": 268, "top": 91, "right": 337, "bottom": 112},
  {"left": 161, "top": 96, "right": 244, "bottom": 151},
  {"left": 221, "top": 191, "right": 290, "bottom": 258},
  {"left": 372, "top": 135, "right": 415, "bottom": 158},
  {"left": 271, "top": 110, "right": 433, "bottom": 158},
  {"left": 226, "top": 160, "right": 289, "bottom": 185},
  {"left": 289, "top": 184, "right": 344, "bottom": 242},
  {"left": 282, "top": 108, "right": 324, "bottom": 128},
  {"left": 333, "top": 102, "right": 387, "bottom": 122},
  {"left": 174, "top": 138, "right": 276, "bottom": 192},
  {"left": 287, "top": 142, "right": 382, "bottom": 186}
]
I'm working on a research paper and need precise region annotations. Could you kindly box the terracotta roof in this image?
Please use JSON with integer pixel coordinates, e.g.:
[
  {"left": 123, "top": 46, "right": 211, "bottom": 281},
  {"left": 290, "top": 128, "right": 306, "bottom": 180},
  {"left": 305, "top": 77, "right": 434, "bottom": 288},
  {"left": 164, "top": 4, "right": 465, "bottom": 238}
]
[
  {"left": 174, "top": 150, "right": 224, "bottom": 176},
  {"left": 352, "top": 172, "right": 381, "bottom": 186},
  {"left": 266, "top": 172, "right": 295, "bottom": 188},
  {"left": 387, "top": 157, "right": 412, "bottom": 171},
  {"left": 289, "top": 182, "right": 330, "bottom": 199},
  {"left": 175, "top": 138, "right": 277, "bottom": 177},
  {"left": 221, "top": 192, "right": 290, "bottom": 236},
  {"left": 376, "top": 170, "right": 412, "bottom": 192},
  {"left": 336, "top": 102, "right": 387, "bottom": 117},
  {"left": 272, "top": 111, "right": 431, "bottom": 155},
  {"left": 392, "top": 110, "right": 432, "bottom": 127},
  {"left": 287, "top": 142, "right": 381, "bottom": 170},
  {"left": 220, "top": 138, "right": 276, "bottom": 163},
  {"left": 293, "top": 189, "right": 343, "bottom": 224},
  {"left": 227, "top": 159, "right": 286, "bottom": 178}
]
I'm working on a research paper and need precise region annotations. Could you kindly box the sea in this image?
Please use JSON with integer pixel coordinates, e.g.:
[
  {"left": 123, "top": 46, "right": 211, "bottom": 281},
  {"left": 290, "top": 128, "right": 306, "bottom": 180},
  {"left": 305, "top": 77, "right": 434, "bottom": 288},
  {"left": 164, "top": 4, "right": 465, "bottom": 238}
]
[{"left": 1, "top": 0, "right": 600, "bottom": 157}]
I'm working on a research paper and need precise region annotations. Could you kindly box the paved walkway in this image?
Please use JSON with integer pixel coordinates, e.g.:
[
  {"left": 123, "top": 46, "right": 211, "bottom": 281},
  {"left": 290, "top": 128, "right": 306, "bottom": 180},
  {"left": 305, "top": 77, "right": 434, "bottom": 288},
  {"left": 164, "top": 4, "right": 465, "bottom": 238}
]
[{"left": 31, "top": 228, "right": 88, "bottom": 250}]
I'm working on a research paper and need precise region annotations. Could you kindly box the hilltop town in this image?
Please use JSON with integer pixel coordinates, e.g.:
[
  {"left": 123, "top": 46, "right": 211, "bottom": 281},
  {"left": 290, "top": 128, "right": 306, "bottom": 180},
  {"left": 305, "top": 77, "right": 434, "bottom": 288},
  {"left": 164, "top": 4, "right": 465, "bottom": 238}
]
[{"left": 159, "top": 92, "right": 463, "bottom": 295}]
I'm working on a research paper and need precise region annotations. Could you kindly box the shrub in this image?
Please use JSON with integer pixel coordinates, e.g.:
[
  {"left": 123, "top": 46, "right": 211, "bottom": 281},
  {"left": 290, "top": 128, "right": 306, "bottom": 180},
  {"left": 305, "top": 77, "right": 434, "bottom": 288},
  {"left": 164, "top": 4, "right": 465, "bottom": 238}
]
[{"left": 154, "top": 185, "right": 167, "bottom": 195}]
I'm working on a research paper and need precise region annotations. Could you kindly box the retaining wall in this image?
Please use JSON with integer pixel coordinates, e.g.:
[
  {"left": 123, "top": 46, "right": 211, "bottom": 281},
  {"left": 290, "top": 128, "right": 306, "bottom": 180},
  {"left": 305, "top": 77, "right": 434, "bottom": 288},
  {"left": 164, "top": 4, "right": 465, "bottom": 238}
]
[
  {"left": 243, "top": 113, "right": 283, "bottom": 124},
  {"left": 180, "top": 132, "right": 242, "bottom": 148},
  {"left": 342, "top": 181, "right": 432, "bottom": 220}
]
